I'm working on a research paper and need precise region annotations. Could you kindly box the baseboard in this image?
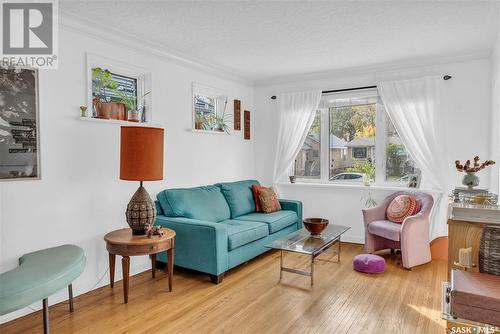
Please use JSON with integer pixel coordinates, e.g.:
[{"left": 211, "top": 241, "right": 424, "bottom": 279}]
[{"left": 342, "top": 235, "right": 364, "bottom": 244}]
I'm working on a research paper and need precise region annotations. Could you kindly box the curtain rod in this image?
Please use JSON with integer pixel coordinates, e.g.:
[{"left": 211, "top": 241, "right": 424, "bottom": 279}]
[{"left": 270, "top": 75, "right": 452, "bottom": 99}]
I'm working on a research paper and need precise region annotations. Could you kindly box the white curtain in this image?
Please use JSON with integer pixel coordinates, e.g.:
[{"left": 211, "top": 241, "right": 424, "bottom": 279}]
[
  {"left": 378, "top": 76, "right": 451, "bottom": 239},
  {"left": 273, "top": 90, "right": 322, "bottom": 183}
]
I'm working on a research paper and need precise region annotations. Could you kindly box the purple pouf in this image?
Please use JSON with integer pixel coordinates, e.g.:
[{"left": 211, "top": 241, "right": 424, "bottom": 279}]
[{"left": 353, "top": 254, "right": 386, "bottom": 274}]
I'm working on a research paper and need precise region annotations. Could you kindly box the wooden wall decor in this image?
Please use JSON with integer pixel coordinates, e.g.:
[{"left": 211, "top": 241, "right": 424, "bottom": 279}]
[
  {"left": 244, "top": 110, "right": 250, "bottom": 140},
  {"left": 233, "top": 99, "right": 241, "bottom": 131}
]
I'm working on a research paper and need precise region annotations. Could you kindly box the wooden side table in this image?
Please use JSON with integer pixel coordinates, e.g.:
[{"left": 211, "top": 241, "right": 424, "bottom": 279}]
[{"left": 104, "top": 228, "right": 176, "bottom": 303}]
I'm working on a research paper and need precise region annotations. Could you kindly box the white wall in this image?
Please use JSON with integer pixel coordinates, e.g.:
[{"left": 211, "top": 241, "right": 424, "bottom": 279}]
[
  {"left": 254, "top": 56, "right": 493, "bottom": 244},
  {"left": 491, "top": 27, "right": 500, "bottom": 194},
  {"left": 0, "top": 26, "right": 254, "bottom": 323}
]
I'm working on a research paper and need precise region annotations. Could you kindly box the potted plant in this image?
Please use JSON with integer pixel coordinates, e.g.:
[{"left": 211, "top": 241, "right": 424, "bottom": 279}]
[
  {"left": 92, "top": 68, "right": 118, "bottom": 119},
  {"left": 115, "top": 91, "right": 150, "bottom": 123},
  {"left": 346, "top": 159, "right": 375, "bottom": 186},
  {"left": 195, "top": 113, "right": 206, "bottom": 130},
  {"left": 214, "top": 99, "right": 231, "bottom": 134}
]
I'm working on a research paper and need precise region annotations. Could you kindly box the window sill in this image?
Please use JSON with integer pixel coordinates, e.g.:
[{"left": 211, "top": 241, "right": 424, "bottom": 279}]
[
  {"left": 277, "top": 181, "right": 441, "bottom": 194},
  {"left": 80, "top": 117, "right": 162, "bottom": 128}
]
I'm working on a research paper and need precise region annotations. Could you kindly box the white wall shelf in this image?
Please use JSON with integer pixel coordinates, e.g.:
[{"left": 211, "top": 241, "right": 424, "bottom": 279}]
[{"left": 79, "top": 117, "right": 162, "bottom": 128}]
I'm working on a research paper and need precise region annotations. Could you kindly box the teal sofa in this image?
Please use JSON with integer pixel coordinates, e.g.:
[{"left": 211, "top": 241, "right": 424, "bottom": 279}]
[{"left": 155, "top": 180, "right": 302, "bottom": 283}]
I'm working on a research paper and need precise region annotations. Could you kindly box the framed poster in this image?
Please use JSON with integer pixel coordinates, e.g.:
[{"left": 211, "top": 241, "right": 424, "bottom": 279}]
[{"left": 0, "top": 66, "right": 40, "bottom": 180}]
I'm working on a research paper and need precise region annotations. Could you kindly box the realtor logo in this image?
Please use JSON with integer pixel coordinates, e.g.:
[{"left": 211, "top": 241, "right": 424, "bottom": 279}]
[{"left": 1, "top": 0, "right": 58, "bottom": 68}]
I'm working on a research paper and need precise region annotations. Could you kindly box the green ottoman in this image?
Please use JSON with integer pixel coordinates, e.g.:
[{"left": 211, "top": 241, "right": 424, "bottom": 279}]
[{"left": 0, "top": 244, "right": 86, "bottom": 333}]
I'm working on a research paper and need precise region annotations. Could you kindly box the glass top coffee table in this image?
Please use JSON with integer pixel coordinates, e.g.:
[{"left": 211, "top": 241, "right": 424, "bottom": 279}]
[{"left": 266, "top": 224, "right": 350, "bottom": 286}]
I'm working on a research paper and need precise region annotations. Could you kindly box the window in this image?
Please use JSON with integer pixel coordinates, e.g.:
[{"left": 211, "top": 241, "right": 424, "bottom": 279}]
[
  {"left": 294, "top": 111, "right": 321, "bottom": 179},
  {"left": 352, "top": 147, "right": 367, "bottom": 159},
  {"left": 293, "top": 88, "right": 419, "bottom": 186},
  {"left": 92, "top": 71, "right": 137, "bottom": 107},
  {"left": 385, "top": 117, "right": 419, "bottom": 182},
  {"left": 86, "top": 53, "right": 152, "bottom": 123}
]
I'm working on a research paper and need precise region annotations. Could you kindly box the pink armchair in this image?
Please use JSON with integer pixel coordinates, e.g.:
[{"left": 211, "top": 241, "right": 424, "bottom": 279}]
[{"left": 362, "top": 191, "right": 434, "bottom": 269}]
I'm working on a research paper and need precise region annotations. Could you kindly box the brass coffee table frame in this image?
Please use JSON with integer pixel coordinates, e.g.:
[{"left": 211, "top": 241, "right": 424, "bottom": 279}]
[{"left": 279, "top": 236, "right": 341, "bottom": 286}]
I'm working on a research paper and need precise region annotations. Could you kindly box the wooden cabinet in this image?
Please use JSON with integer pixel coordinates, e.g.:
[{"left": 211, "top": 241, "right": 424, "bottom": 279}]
[{"left": 447, "top": 219, "right": 485, "bottom": 279}]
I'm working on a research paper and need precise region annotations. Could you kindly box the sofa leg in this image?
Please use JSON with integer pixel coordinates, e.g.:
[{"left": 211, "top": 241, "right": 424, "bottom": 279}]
[
  {"left": 210, "top": 274, "right": 224, "bottom": 284},
  {"left": 68, "top": 284, "right": 74, "bottom": 312},
  {"left": 42, "top": 298, "right": 49, "bottom": 334}
]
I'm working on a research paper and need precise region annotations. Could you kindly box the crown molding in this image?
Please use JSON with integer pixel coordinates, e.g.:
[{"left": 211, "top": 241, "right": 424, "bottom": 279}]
[
  {"left": 58, "top": 10, "right": 254, "bottom": 86},
  {"left": 254, "top": 50, "right": 493, "bottom": 87}
]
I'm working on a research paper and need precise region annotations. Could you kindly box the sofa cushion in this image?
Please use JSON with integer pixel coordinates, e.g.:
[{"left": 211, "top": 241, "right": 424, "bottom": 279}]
[
  {"left": 367, "top": 220, "right": 401, "bottom": 241},
  {"left": 156, "top": 185, "right": 230, "bottom": 222},
  {"left": 256, "top": 187, "right": 282, "bottom": 213},
  {"left": 219, "top": 219, "right": 269, "bottom": 251},
  {"left": 236, "top": 210, "right": 298, "bottom": 234},
  {"left": 216, "top": 180, "right": 260, "bottom": 218}
]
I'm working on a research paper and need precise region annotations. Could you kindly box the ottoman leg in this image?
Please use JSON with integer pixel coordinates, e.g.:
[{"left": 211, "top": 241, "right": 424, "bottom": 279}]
[
  {"left": 42, "top": 298, "right": 49, "bottom": 334},
  {"left": 68, "top": 284, "right": 74, "bottom": 312}
]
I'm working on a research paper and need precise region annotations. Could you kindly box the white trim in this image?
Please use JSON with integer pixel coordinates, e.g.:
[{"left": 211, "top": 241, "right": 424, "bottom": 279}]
[
  {"left": 59, "top": 10, "right": 252, "bottom": 86},
  {"left": 190, "top": 129, "right": 229, "bottom": 135},
  {"left": 278, "top": 182, "right": 442, "bottom": 194},
  {"left": 375, "top": 100, "right": 387, "bottom": 183}
]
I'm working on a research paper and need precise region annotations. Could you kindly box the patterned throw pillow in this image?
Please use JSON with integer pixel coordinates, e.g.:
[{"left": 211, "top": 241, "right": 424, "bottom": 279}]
[
  {"left": 256, "top": 187, "right": 282, "bottom": 213},
  {"left": 251, "top": 184, "right": 265, "bottom": 211},
  {"left": 386, "top": 195, "right": 421, "bottom": 223}
]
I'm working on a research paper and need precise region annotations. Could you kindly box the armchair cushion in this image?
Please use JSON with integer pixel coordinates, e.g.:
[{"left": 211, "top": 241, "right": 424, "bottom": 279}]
[
  {"left": 386, "top": 195, "right": 421, "bottom": 223},
  {"left": 367, "top": 220, "right": 401, "bottom": 241}
]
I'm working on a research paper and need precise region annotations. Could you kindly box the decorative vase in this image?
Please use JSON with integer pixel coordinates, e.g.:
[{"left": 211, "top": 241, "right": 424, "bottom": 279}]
[
  {"left": 127, "top": 109, "right": 140, "bottom": 122},
  {"left": 125, "top": 186, "right": 156, "bottom": 235},
  {"left": 97, "top": 102, "right": 112, "bottom": 119},
  {"left": 462, "top": 172, "right": 479, "bottom": 190},
  {"left": 363, "top": 174, "right": 371, "bottom": 186}
]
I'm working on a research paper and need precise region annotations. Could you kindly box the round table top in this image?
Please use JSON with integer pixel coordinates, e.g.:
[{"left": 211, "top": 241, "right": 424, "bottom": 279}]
[{"left": 104, "top": 228, "right": 175, "bottom": 246}]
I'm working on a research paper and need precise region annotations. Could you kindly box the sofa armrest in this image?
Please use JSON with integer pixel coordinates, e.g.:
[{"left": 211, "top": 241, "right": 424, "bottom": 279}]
[
  {"left": 279, "top": 199, "right": 303, "bottom": 228},
  {"left": 155, "top": 216, "right": 228, "bottom": 275},
  {"left": 362, "top": 205, "right": 387, "bottom": 226}
]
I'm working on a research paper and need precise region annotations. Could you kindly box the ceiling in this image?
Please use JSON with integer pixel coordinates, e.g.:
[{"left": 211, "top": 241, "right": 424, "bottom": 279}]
[{"left": 60, "top": 1, "right": 499, "bottom": 83}]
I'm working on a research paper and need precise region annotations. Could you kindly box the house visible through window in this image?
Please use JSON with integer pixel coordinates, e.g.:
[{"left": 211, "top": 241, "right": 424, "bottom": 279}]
[
  {"left": 294, "top": 111, "right": 321, "bottom": 179},
  {"left": 293, "top": 88, "right": 419, "bottom": 185}
]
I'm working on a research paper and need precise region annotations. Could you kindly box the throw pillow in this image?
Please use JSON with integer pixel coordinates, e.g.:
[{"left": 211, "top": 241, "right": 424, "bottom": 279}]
[
  {"left": 251, "top": 184, "right": 265, "bottom": 211},
  {"left": 386, "top": 195, "right": 421, "bottom": 223},
  {"left": 256, "top": 187, "right": 282, "bottom": 213}
]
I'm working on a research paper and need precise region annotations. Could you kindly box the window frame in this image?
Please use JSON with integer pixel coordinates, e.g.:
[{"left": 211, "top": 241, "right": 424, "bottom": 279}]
[{"left": 293, "top": 90, "right": 412, "bottom": 186}]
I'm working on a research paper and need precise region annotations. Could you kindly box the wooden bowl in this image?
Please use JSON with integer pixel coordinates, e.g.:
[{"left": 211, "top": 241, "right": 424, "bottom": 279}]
[{"left": 303, "top": 218, "right": 329, "bottom": 236}]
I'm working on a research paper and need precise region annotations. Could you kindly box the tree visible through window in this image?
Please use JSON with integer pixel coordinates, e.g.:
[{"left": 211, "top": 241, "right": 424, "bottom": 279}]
[{"left": 329, "top": 103, "right": 376, "bottom": 181}]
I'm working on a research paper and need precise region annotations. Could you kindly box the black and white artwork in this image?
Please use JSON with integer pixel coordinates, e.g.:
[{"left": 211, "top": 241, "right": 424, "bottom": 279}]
[{"left": 0, "top": 67, "right": 40, "bottom": 180}]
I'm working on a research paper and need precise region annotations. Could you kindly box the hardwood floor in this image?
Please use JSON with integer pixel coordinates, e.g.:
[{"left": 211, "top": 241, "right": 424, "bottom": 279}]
[{"left": 0, "top": 243, "right": 447, "bottom": 334}]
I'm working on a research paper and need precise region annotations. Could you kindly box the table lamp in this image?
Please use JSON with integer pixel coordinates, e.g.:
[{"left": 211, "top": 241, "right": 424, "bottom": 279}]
[{"left": 120, "top": 126, "right": 164, "bottom": 235}]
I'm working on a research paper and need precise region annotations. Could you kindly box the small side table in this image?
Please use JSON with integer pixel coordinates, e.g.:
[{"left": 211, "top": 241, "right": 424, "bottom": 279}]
[{"left": 104, "top": 228, "right": 175, "bottom": 303}]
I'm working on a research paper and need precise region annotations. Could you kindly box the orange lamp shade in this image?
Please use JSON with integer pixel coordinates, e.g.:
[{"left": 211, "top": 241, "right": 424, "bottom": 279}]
[{"left": 120, "top": 126, "right": 164, "bottom": 181}]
